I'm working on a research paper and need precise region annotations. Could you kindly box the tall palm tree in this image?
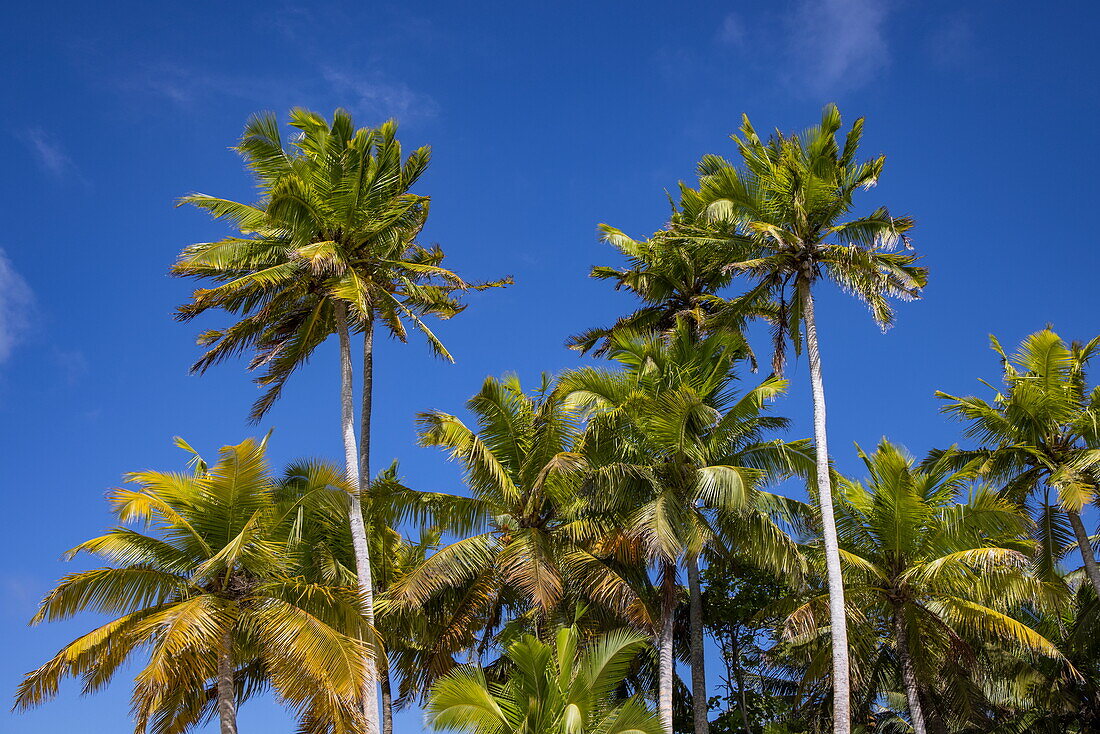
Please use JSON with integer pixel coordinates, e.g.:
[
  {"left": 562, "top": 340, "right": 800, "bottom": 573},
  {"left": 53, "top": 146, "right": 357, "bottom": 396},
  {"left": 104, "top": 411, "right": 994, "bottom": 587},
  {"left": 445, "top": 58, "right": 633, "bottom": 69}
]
[
  {"left": 175, "top": 108, "right": 507, "bottom": 733},
  {"left": 693, "top": 104, "right": 927, "bottom": 734},
  {"left": 425, "top": 624, "right": 663, "bottom": 734},
  {"left": 392, "top": 374, "right": 636, "bottom": 686},
  {"left": 562, "top": 323, "right": 812, "bottom": 732},
  {"left": 14, "top": 438, "right": 371, "bottom": 734},
  {"left": 935, "top": 329, "right": 1100, "bottom": 599},
  {"left": 784, "top": 440, "right": 1067, "bottom": 733}
]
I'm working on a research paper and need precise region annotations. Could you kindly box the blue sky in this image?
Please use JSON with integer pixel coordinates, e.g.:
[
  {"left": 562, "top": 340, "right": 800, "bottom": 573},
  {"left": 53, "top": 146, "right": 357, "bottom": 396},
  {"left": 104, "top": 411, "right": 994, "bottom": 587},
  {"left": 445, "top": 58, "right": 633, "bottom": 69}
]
[{"left": 2, "top": 1, "right": 1099, "bottom": 732}]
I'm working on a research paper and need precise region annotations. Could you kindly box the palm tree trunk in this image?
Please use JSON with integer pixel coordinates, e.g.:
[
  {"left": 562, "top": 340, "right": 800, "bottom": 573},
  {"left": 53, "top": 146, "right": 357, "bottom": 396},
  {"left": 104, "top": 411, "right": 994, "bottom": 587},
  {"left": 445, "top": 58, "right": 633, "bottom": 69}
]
[
  {"left": 1068, "top": 509, "right": 1100, "bottom": 598},
  {"left": 686, "top": 555, "right": 709, "bottom": 734},
  {"left": 380, "top": 661, "right": 394, "bottom": 734},
  {"left": 216, "top": 632, "right": 238, "bottom": 734},
  {"left": 798, "top": 278, "right": 851, "bottom": 734},
  {"left": 335, "top": 303, "right": 380, "bottom": 734},
  {"left": 893, "top": 609, "right": 927, "bottom": 734},
  {"left": 657, "top": 559, "right": 676, "bottom": 733}
]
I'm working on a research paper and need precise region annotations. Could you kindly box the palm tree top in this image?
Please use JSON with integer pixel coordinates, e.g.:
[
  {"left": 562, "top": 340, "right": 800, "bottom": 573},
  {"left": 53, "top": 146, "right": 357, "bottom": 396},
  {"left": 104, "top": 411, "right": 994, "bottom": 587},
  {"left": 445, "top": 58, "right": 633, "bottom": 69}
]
[
  {"left": 15, "top": 437, "right": 372, "bottom": 733},
  {"left": 693, "top": 103, "right": 928, "bottom": 370},
  {"left": 935, "top": 328, "right": 1100, "bottom": 506},
  {"left": 174, "top": 108, "right": 510, "bottom": 420}
]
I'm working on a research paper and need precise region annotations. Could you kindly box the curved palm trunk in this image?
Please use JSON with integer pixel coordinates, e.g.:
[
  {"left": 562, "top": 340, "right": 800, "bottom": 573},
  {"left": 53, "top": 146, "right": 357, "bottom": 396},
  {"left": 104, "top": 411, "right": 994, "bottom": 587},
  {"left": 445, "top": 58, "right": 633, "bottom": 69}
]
[
  {"left": 657, "top": 560, "right": 676, "bottom": 733},
  {"left": 894, "top": 609, "right": 927, "bottom": 734},
  {"left": 1067, "top": 510, "right": 1100, "bottom": 598},
  {"left": 216, "top": 632, "right": 238, "bottom": 734},
  {"left": 686, "top": 555, "right": 709, "bottom": 734},
  {"left": 335, "top": 303, "right": 380, "bottom": 734},
  {"left": 798, "top": 278, "right": 851, "bottom": 734}
]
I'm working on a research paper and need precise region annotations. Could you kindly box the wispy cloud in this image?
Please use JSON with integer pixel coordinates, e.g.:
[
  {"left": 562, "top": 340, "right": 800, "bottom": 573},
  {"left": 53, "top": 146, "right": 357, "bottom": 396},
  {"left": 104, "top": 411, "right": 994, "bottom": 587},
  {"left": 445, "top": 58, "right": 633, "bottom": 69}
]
[
  {"left": 23, "top": 128, "right": 78, "bottom": 177},
  {"left": 319, "top": 68, "right": 439, "bottom": 122},
  {"left": 120, "top": 63, "right": 438, "bottom": 124},
  {"left": 715, "top": 0, "right": 893, "bottom": 97},
  {"left": 785, "top": 0, "right": 890, "bottom": 95},
  {"left": 716, "top": 12, "right": 747, "bottom": 48},
  {"left": 0, "top": 248, "right": 33, "bottom": 363}
]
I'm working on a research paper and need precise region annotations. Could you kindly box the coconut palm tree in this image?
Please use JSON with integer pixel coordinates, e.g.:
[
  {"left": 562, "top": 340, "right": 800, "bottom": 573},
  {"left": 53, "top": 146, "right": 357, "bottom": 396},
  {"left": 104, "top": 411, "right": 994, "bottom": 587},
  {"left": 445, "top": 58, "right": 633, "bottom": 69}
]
[
  {"left": 392, "top": 373, "right": 635, "bottom": 689},
  {"left": 569, "top": 183, "right": 777, "bottom": 361},
  {"left": 935, "top": 329, "right": 1100, "bottom": 598},
  {"left": 277, "top": 459, "right": 428, "bottom": 734},
  {"left": 784, "top": 440, "right": 1067, "bottom": 733},
  {"left": 175, "top": 108, "right": 507, "bottom": 733},
  {"left": 562, "top": 322, "right": 812, "bottom": 732},
  {"left": 14, "top": 438, "right": 371, "bottom": 734},
  {"left": 691, "top": 104, "right": 927, "bottom": 734},
  {"left": 425, "top": 624, "right": 663, "bottom": 734}
]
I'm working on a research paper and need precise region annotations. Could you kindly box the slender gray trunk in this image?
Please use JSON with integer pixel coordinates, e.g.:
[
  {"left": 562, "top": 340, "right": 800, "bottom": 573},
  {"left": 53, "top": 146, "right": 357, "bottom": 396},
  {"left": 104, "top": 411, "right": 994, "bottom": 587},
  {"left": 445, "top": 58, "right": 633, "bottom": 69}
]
[
  {"left": 894, "top": 609, "right": 927, "bottom": 734},
  {"left": 730, "top": 632, "right": 752, "bottom": 734},
  {"left": 335, "top": 303, "right": 380, "bottom": 734},
  {"left": 799, "top": 278, "right": 851, "bottom": 734},
  {"left": 686, "top": 556, "right": 709, "bottom": 734},
  {"left": 216, "top": 632, "right": 238, "bottom": 734},
  {"left": 1068, "top": 510, "right": 1100, "bottom": 598},
  {"left": 381, "top": 660, "right": 393, "bottom": 734},
  {"left": 657, "top": 560, "right": 676, "bottom": 734}
]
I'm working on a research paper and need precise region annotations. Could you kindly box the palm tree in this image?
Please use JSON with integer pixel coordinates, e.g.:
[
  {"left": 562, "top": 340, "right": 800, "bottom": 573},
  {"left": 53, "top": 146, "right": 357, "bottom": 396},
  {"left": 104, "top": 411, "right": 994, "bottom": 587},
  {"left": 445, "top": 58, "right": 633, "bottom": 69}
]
[
  {"left": 935, "top": 329, "right": 1100, "bottom": 598},
  {"left": 14, "top": 438, "right": 371, "bottom": 734},
  {"left": 174, "top": 108, "right": 507, "bottom": 733},
  {"left": 692, "top": 104, "right": 927, "bottom": 734},
  {"left": 562, "top": 323, "right": 812, "bottom": 732},
  {"left": 784, "top": 440, "right": 1066, "bottom": 733},
  {"left": 569, "top": 185, "right": 733, "bottom": 356},
  {"left": 425, "top": 624, "right": 663, "bottom": 734},
  {"left": 277, "top": 459, "right": 427, "bottom": 734},
  {"left": 392, "top": 374, "right": 635, "bottom": 687}
]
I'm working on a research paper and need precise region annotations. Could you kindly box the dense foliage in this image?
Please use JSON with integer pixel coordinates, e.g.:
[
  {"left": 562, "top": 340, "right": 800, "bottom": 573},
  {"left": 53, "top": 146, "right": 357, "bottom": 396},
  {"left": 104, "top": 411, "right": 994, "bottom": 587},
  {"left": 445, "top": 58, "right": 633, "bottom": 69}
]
[{"left": 15, "top": 106, "right": 1100, "bottom": 734}]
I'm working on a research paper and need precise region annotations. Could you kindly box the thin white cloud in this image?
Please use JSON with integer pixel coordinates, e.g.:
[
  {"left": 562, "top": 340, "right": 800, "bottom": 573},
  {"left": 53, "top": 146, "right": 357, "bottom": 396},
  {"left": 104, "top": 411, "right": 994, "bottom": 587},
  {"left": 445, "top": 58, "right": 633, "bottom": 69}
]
[
  {"left": 0, "top": 248, "right": 33, "bottom": 363},
  {"left": 785, "top": 0, "right": 891, "bottom": 95},
  {"left": 321, "top": 67, "right": 439, "bottom": 122},
  {"left": 121, "top": 63, "right": 438, "bottom": 124},
  {"left": 23, "top": 128, "right": 77, "bottom": 177},
  {"left": 717, "top": 12, "right": 747, "bottom": 48}
]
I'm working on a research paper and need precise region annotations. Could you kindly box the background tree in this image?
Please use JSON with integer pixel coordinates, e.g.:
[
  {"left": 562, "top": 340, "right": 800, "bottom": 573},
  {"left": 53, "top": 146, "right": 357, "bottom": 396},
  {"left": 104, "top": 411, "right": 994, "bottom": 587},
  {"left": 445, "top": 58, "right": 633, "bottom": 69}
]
[
  {"left": 935, "top": 329, "right": 1100, "bottom": 597},
  {"left": 784, "top": 440, "right": 1066, "bottom": 734},
  {"left": 703, "top": 560, "right": 803, "bottom": 734},
  {"left": 425, "top": 624, "right": 663, "bottom": 734},
  {"left": 175, "top": 108, "right": 507, "bottom": 733},
  {"left": 14, "top": 438, "right": 370, "bottom": 734},
  {"left": 691, "top": 104, "right": 926, "bottom": 734},
  {"left": 563, "top": 323, "right": 811, "bottom": 733},
  {"left": 393, "top": 373, "right": 635, "bottom": 687}
]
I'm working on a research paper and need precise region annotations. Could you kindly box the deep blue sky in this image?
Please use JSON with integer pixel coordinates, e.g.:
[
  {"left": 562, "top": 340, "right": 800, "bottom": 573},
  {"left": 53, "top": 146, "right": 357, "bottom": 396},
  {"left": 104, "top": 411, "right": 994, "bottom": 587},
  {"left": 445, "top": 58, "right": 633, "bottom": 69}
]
[{"left": 2, "top": 1, "right": 1098, "bottom": 732}]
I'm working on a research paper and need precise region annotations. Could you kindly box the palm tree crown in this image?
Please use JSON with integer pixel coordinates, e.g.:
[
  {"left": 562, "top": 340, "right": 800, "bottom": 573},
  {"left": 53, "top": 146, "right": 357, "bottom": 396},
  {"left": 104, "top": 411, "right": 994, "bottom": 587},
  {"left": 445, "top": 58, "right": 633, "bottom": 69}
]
[
  {"left": 15, "top": 438, "right": 371, "bottom": 734},
  {"left": 175, "top": 108, "right": 504, "bottom": 420},
  {"left": 785, "top": 440, "right": 1064, "bottom": 732},
  {"left": 425, "top": 624, "right": 663, "bottom": 734},
  {"left": 695, "top": 102, "right": 925, "bottom": 370},
  {"left": 935, "top": 329, "right": 1100, "bottom": 597}
]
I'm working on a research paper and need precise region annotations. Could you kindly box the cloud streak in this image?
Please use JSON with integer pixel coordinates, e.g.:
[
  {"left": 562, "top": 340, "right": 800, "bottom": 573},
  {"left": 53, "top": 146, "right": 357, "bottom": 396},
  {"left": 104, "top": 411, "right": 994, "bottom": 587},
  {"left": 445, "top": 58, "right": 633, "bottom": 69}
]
[
  {"left": 0, "top": 248, "right": 33, "bottom": 363},
  {"left": 23, "top": 128, "right": 77, "bottom": 177},
  {"left": 121, "top": 63, "right": 438, "bottom": 125},
  {"left": 716, "top": 0, "right": 893, "bottom": 96},
  {"left": 321, "top": 67, "right": 439, "bottom": 122},
  {"left": 785, "top": 0, "right": 890, "bottom": 95}
]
